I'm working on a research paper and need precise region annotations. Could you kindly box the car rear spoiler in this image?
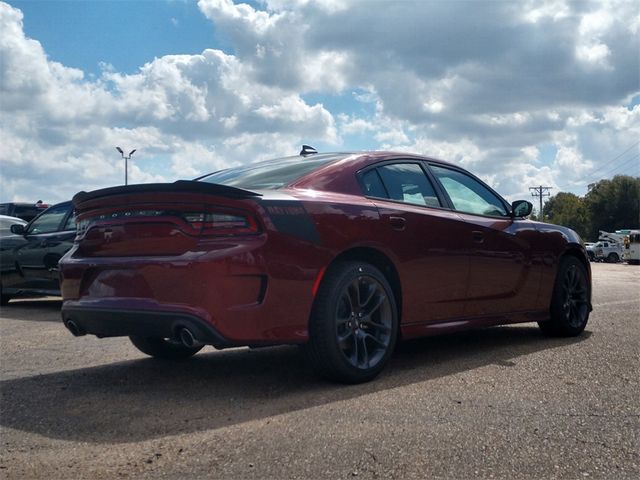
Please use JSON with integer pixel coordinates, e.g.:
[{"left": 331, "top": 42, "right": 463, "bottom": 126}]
[{"left": 73, "top": 180, "right": 262, "bottom": 207}]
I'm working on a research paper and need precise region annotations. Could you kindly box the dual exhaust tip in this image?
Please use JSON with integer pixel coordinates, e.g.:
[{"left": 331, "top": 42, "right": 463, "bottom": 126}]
[{"left": 64, "top": 319, "right": 203, "bottom": 348}]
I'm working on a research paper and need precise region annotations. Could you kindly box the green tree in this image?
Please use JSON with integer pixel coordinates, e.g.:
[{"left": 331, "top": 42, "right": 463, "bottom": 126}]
[
  {"left": 584, "top": 175, "right": 640, "bottom": 239},
  {"left": 543, "top": 192, "right": 591, "bottom": 239}
]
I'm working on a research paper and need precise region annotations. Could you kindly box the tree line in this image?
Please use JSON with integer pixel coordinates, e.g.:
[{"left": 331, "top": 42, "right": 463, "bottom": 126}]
[{"left": 536, "top": 175, "right": 640, "bottom": 241}]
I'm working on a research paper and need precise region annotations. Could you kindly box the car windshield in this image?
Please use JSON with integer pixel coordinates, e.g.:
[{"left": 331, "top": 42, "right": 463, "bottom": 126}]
[{"left": 198, "top": 154, "right": 348, "bottom": 190}]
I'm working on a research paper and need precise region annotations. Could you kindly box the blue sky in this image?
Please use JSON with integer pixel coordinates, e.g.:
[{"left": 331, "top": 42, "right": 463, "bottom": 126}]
[
  {"left": 12, "top": 0, "right": 218, "bottom": 76},
  {"left": 1, "top": 0, "right": 638, "bottom": 206}
]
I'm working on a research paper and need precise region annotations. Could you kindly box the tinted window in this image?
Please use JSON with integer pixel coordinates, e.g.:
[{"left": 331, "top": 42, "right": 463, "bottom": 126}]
[
  {"left": 28, "top": 204, "right": 69, "bottom": 234},
  {"left": 62, "top": 211, "right": 77, "bottom": 231},
  {"left": 376, "top": 163, "right": 441, "bottom": 207},
  {"left": 430, "top": 165, "right": 508, "bottom": 217},
  {"left": 360, "top": 169, "right": 388, "bottom": 198},
  {"left": 199, "top": 154, "right": 347, "bottom": 190},
  {"left": 0, "top": 205, "right": 8, "bottom": 215}
]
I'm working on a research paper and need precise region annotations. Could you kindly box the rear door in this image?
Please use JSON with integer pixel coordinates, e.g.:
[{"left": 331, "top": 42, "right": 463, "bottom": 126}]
[
  {"left": 360, "top": 161, "right": 470, "bottom": 324},
  {"left": 428, "top": 164, "right": 540, "bottom": 316}
]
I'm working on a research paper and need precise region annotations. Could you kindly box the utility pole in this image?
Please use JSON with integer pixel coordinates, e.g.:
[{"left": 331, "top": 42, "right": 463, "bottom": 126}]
[{"left": 529, "top": 186, "right": 552, "bottom": 219}]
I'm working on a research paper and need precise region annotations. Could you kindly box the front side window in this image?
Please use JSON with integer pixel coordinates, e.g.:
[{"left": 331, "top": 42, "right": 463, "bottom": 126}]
[
  {"left": 373, "top": 163, "right": 441, "bottom": 207},
  {"left": 28, "top": 205, "right": 69, "bottom": 234},
  {"left": 430, "top": 165, "right": 508, "bottom": 217}
]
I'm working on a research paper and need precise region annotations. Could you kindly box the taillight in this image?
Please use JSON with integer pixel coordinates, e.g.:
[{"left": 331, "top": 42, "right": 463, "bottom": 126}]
[{"left": 183, "top": 212, "right": 258, "bottom": 236}]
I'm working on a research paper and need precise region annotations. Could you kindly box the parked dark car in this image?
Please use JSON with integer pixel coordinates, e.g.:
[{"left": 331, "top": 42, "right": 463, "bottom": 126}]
[
  {"left": 60, "top": 151, "right": 592, "bottom": 383},
  {"left": 0, "top": 201, "right": 49, "bottom": 222},
  {"left": 1, "top": 201, "right": 75, "bottom": 304}
]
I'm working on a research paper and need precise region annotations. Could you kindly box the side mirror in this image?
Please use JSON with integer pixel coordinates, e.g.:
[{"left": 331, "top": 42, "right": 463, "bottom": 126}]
[
  {"left": 10, "top": 224, "right": 25, "bottom": 235},
  {"left": 511, "top": 200, "right": 533, "bottom": 218}
]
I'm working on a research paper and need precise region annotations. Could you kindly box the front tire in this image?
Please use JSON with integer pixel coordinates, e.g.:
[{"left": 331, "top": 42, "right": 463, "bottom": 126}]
[
  {"left": 538, "top": 256, "right": 590, "bottom": 337},
  {"left": 304, "top": 261, "right": 398, "bottom": 383},
  {"left": 129, "top": 336, "right": 203, "bottom": 360}
]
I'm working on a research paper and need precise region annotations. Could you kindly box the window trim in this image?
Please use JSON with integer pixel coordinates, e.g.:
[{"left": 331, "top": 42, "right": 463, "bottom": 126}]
[
  {"left": 425, "top": 163, "right": 513, "bottom": 219},
  {"left": 356, "top": 159, "right": 450, "bottom": 211}
]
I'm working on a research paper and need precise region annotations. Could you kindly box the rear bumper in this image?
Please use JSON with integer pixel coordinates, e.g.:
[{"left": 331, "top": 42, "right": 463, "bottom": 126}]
[
  {"left": 59, "top": 238, "right": 323, "bottom": 344},
  {"left": 61, "top": 305, "right": 236, "bottom": 349}
]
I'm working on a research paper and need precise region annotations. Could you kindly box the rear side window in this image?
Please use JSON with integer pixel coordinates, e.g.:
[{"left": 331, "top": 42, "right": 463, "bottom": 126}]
[
  {"left": 360, "top": 169, "right": 388, "bottom": 198},
  {"left": 62, "top": 211, "right": 77, "bottom": 231},
  {"left": 374, "top": 163, "right": 441, "bottom": 207}
]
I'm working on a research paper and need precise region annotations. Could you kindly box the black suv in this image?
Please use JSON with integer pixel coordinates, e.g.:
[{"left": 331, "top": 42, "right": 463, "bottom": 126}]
[{"left": 0, "top": 202, "right": 50, "bottom": 222}]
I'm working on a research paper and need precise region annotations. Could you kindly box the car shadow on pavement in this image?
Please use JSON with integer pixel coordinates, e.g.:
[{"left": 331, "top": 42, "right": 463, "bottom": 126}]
[{"left": 0, "top": 325, "right": 591, "bottom": 444}]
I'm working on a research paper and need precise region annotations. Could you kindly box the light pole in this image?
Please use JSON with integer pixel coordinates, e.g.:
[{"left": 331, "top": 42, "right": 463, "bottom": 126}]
[{"left": 116, "top": 147, "right": 137, "bottom": 185}]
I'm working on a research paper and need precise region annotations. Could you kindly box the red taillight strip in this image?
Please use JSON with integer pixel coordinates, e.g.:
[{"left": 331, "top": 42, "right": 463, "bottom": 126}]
[{"left": 77, "top": 208, "right": 261, "bottom": 238}]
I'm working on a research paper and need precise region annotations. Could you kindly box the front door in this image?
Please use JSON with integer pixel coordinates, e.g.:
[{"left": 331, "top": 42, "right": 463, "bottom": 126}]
[
  {"left": 16, "top": 203, "right": 72, "bottom": 291},
  {"left": 360, "top": 161, "right": 470, "bottom": 324},
  {"left": 428, "top": 164, "right": 540, "bottom": 317}
]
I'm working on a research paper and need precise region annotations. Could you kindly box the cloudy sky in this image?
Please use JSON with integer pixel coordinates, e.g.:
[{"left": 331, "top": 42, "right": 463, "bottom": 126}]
[{"left": 1, "top": 0, "right": 638, "bottom": 206}]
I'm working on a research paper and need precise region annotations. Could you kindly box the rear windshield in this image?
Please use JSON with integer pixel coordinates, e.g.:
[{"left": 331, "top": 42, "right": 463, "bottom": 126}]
[{"left": 198, "top": 154, "right": 348, "bottom": 190}]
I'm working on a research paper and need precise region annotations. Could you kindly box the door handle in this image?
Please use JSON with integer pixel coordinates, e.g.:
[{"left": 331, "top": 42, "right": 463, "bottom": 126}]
[
  {"left": 472, "top": 231, "right": 484, "bottom": 243},
  {"left": 389, "top": 216, "right": 406, "bottom": 231}
]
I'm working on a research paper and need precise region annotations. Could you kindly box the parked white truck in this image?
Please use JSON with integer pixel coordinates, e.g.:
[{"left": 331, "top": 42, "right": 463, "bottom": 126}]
[
  {"left": 627, "top": 231, "right": 640, "bottom": 265},
  {"left": 588, "top": 231, "right": 625, "bottom": 263}
]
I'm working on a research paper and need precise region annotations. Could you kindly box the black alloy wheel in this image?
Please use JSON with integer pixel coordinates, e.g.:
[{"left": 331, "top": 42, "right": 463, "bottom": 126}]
[
  {"left": 335, "top": 275, "right": 393, "bottom": 370},
  {"left": 539, "top": 256, "right": 590, "bottom": 337},
  {"left": 304, "top": 261, "right": 398, "bottom": 383}
]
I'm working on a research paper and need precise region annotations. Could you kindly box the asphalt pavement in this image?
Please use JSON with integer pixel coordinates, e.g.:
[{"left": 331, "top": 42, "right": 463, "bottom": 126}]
[{"left": 0, "top": 262, "right": 638, "bottom": 479}]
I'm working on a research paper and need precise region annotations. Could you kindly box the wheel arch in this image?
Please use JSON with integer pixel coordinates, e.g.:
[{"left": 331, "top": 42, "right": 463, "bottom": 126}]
[{"left": 324, "top": 246, "right": 403, "bottom": 324}]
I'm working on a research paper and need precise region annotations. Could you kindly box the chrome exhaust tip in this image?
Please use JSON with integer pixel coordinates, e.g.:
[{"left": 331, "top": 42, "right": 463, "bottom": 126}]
[{"left": 179, "top": 327, "right": 203, "bottom": 348}]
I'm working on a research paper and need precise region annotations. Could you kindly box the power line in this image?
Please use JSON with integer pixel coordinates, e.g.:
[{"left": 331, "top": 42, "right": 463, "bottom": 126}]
[
  {"left": 557, "top": 154, "right": 640, "bottom": 191},
  {"left": 555, "top": 144, "right": 640, "bottom": 191},
  {"left": 584, "top": 140, "right": 640, "bottom": 178},
  {"left": 529, "top": 185, "right": 552, "bottom": 217},
  {"left": 594, "top": 153, "right": 640, "bottom": 180}
]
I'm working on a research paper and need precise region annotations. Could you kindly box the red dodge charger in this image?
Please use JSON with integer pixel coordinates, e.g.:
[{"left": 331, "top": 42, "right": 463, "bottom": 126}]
[{"left": 60, "top": 149, "right": 592, "bottom": 383}]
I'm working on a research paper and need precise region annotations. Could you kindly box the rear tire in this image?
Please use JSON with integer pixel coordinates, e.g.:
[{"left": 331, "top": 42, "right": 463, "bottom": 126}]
[
  {"left": 303, "top": 261, "right": 398, "bottom": 384},
  {"left": 129, "top": 336, "right": 203, "bottom": 360},
  {"left": 607, "top": 252, "right": 619, "bottom": 263},
  {"left": 538, "top": 256, "right": 590, "bottom": 337},
  {"left": 0, "top": 286, "right": 10, "bottom": 306}
]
